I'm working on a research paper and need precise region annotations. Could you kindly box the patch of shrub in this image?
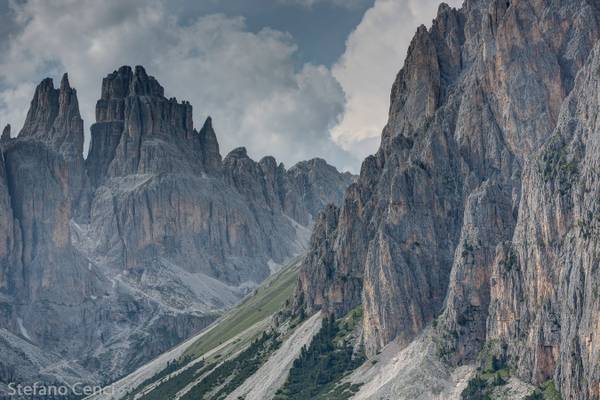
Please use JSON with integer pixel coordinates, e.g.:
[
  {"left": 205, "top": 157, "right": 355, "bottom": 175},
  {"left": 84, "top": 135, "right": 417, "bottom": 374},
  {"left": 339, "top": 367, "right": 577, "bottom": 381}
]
[{"left": 274, "top": 311, "right": 366, "bottom": 400}]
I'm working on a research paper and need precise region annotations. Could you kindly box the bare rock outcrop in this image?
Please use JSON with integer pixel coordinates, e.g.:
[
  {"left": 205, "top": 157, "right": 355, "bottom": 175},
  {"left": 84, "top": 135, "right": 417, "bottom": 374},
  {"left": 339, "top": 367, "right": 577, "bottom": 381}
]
[
  {"left": 486, "top": 41, "right": 600, "bottom": 400},
  {"left": 0, "top": 66, "right": 353, "bottom": 392},
  {"left": 294, "top": 0, "right": 600, "bottom": 398},
  {"left": 84, "top": 66, "right": 353, "bottom": 283},
  {"left": 1, "top": 124, "right": 10, "bottom": 141},
  {"left": 0, "top": 74, "right": 109, "bottom": 388}
]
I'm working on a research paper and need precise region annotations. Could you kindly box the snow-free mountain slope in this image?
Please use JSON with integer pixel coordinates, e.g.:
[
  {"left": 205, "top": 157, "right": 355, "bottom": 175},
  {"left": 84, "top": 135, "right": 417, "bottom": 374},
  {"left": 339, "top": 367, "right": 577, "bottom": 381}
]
[
  {"left": 293, "top": 0, "right": 600, "bottom": 398},
  {"left": 0, "top": 66, "right": 353, "bottom": 393}
]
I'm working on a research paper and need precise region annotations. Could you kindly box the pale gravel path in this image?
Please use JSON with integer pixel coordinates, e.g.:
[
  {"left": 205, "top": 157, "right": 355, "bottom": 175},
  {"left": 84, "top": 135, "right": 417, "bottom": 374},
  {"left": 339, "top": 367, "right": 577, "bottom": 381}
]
[{"left": 225, "top": 312, "right": 322, "bottom": 400}]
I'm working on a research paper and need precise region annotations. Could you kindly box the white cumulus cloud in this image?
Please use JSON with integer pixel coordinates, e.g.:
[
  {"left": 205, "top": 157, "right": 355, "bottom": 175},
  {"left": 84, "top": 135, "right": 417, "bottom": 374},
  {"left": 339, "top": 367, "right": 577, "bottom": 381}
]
[
  {"left": 276, "top": 0, "right": 370, "bottom": 8},
  {"left": 0, "top": 0, "right": 358, "bottom": 170},
  {"left": 0, "top": 0, "right": 460, "bottom": 171},
  {"left": 331, "top": 0, "right": 462, "bottom": 160}
]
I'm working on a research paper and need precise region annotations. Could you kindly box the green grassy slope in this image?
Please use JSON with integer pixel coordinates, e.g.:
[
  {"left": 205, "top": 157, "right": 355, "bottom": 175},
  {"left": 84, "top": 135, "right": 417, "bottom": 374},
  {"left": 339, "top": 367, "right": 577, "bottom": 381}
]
[
  {"left": 183, "top": 256, "right": 302, "bottom": 359},
  {"left": 124, "top": 257, "right": 303, "bottom": 400}
]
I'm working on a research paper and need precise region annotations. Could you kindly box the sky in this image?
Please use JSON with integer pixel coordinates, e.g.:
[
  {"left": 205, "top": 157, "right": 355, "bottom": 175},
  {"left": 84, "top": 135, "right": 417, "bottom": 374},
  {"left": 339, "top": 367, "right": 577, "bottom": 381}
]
[{"left": 0, "top": 0, "right": 461, "bottom": 172}]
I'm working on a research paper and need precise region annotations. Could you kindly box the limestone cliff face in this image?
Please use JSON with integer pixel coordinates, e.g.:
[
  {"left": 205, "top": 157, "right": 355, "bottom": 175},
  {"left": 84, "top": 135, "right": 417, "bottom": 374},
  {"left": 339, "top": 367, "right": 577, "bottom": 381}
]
[
  {"left": 285, "top": 158, "right": 356, "bottom": 225},
  {"left": 1, "top": 125, "right": 10, "bottom": 141},
  {"left": 0, "top": 75, "right": 109, "bottom": 387},
  {"left": 295, "top": 0, "right": 600, "bottom": 398},
  {"left": 0, "top": 66, "right": 353, "bottom": 390},
  {"left": 486, "top": 42, "right": 600, "bottom": 400},
  {"left": 18, "top": 74, "right": 85, "bottom": 159},
  {"left": 87, "top": 66, "right": 206, "bottom": 182},
  {"left": 0, "top": 127, "right": 19, "bottom": 307},
  {"left": 83, "top": 66, "right": 353, "bottom": 283},
  {"left": 85, "top": 66, "right": 270, "bottom": 283},
  {"left": 1, "top": 73, "right": 90, "bottom": 304}
]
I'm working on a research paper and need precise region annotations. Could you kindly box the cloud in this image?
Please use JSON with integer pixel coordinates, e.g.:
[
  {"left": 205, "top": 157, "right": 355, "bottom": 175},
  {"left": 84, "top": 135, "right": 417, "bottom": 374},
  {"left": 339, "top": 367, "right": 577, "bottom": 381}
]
[
  {"left": 0, "top": 0, "right": 358, "bottom": 170},
  {"left": 330, "top": 0, "right": 462, "bottom": 160},
  {"left": 0, "top": 0, "right": 462, "bottom": 172},
  {"left": 276, "top": 0, "right": 370, "bottom": 9},
  {"left": 0, "top": 83, "right": 35, "bottom": 138}
]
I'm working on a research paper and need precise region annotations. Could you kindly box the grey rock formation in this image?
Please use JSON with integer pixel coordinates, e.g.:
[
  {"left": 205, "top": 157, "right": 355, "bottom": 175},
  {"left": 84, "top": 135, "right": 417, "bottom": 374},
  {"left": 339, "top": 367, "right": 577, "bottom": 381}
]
[
  {"left": 286, "top": 158, "right": 355, "bottom": 225},
  {"left": 19, "top": 73, "right": 84, "bottom": 159},
  {"left": 0, "top": 73, "right": 104, "bottom": 389},
  {"left": 486, "top": 40, "right": 600, "bottom": 400},
  {"left": 0, "top": 66, "right": 353, "bottom": 393},
  {"left": 294, "top": 0, "right": 600, "bottom": 398},
  {"left": 84, "top": 65, "right": 353, "bottom": 283},
  {"left": 295, "top": 204, "right": 343, "bottom": 312},
  {"left": 87, "top": 65, "right": 200, "bottom": 184},
  {"left": 1, "top": 125, "right": 10, "bottom": 141},
  {"left": 197, "top": 116, "right": 222, "bottom": 174}
]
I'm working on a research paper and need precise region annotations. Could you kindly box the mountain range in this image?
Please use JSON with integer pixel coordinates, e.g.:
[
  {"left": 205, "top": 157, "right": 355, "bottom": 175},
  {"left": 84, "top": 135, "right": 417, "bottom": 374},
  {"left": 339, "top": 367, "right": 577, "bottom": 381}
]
[
  {"left": 4, "top": 0, "right": 600, "bottom": 399},
  {"left": 85, "top": 0, "right": 600, "bottom": 399},
  {"left": 0, "top": 65, "right": 353, "bottom": 394}
]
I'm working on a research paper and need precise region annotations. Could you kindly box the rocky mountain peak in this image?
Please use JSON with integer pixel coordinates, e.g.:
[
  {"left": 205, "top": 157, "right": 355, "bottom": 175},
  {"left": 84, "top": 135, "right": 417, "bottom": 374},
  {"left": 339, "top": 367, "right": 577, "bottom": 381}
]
[
  {"left": 225, "top": 146, "right": 249, "bottom": 161},
  {"left": 18, "top": 77, "right": 58, "bottom": 138},
  {"left": 16, "top": 74, "right": 83, "bottom": 157},
  {"left": 293, "top": 157, "right": 327, "bottom": 169},
  {"left": 98, "top": 66, "right": 133, "bottom": 112},
  {"left": 59, "top": 72, "right": 70, "bottom": 91},
  {"left": 88, "top": 65, "right": 201, "bottom": 180},
  {"left": 258, "top": 156, "right": 282, "bottom": 183},
  {"left": 1, "top": 124, "right": 10, "bottom": 141},
  {"left": 99, "top": 65, "right": 164, "bottom": 100},
  {"left": 131, "top": 65, "right": 164, "bottom": 97},
  {"left": 201, "top": 115, "right": 213, "bottom": 130},
  {"left": 97, "top": 65, "right": 183, "bottom": 122},
  {"left": 259, "top": 155, "right": 278, "bottom": 168},
  {"left": 437, "top": 2, "right": 452, "bottom": 15},
  {"left": 196, "top": 116, "right": 222, "bottom": 173}
]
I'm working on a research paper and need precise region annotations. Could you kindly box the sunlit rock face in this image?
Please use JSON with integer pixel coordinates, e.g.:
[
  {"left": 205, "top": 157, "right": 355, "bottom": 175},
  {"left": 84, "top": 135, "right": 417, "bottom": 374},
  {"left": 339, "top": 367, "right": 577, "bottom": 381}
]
[{"left": 294, "top": 1, "right": 600, "bottom": 398}]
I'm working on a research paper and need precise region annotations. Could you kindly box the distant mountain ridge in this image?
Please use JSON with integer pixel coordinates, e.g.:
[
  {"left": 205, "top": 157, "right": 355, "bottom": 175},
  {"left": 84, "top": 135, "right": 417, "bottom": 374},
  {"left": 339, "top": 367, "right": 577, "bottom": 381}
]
[{"left": 0, "top": 65, "right": 353, "bottom": 394}]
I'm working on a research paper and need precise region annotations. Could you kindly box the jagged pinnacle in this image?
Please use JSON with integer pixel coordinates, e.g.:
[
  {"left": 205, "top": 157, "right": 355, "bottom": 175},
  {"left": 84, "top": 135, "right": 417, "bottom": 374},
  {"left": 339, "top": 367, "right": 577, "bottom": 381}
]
[
  {"left": 1, "top": 124, "right": 10, "bottom": 141},
  {"left": 60, "top": 73, "right": 71, "bottom": 91}
]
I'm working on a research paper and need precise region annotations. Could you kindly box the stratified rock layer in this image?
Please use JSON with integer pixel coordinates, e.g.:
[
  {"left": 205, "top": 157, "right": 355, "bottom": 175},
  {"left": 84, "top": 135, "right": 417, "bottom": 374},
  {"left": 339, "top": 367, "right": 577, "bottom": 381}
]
[
  {"left": 295, "top": 1, "right": 600, "bottom": 398},
  {"left": 486, "top": 41, "right": 600, "bottom": 400},
  {"left": 0, "top": 66, "right": 353, "bottom": 391}
]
